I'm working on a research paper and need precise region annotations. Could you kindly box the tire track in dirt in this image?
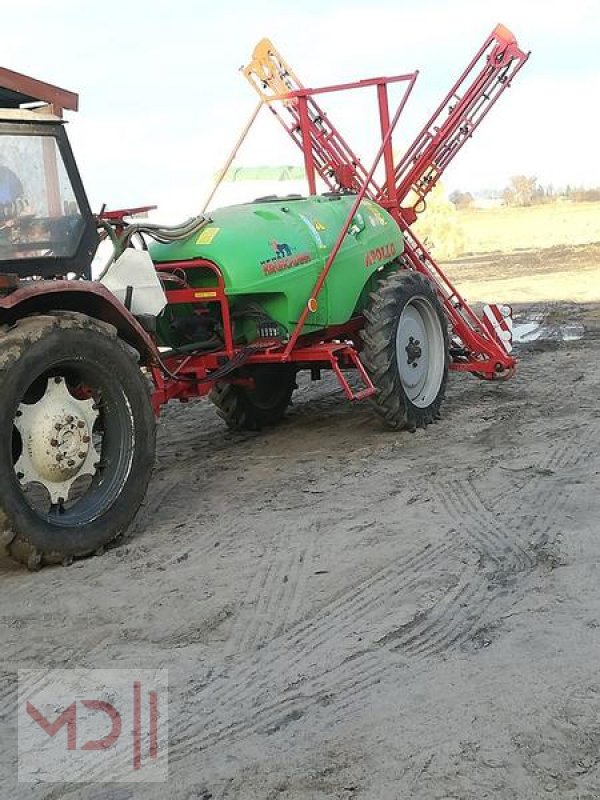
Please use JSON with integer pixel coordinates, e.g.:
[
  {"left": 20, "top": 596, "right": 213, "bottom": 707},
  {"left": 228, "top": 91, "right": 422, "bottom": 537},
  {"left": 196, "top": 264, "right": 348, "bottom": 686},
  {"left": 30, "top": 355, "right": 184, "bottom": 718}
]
[
  {"left": 397, "top": 443, "right": 583, "bottom": 658},
  {"left": 279, "top": 535, "right": 317, "bottom": 635},
  {"left": 441, "top": 480, "right": 535, "bottom": 570},
  {"left": 234, "top": 555, "right": 280, "bottom": 653},
  {"left": 247, "top": 548, "right": 301, "bottom": 650},
  {"left": 382, "top": 565, "right": 489, "bottom": 655},
  {"left": 169, "top": 538, "right": 457, "bottom": 760},
  {"left": 384, "top": 486, "right": 529, "bottom": 655},
  {"left": 198, "top": 536, "right": 452, "bottom": 707},
  {"left": 394, "top": 429, "right": 599, "bottom": 660},
  {"left": 223, "top": 551, "right": 273, "bottom": 657},
  {"left": 482, "top": 413, "right": 596, "bottom": 507},
  {"left": 375, "top": 477, "right": 535, "bottom": 658},
  {"left": 0, "top": 625, "right": 116, "bottom": 727},
  {"left": 265, "top": 533, "right": 318, "bottom": 642},
  {"left": 182, "top": 422, "right": 598, "bottom": 755},
  {"left": 173, "top": 649, "right": 392, "bottom": 759},
  {"left": 508, "top": 428, "right": 598, "bottom": 552},
  {"left": 170, "top": 425, "right": 600, "bottom": 762},
  {"left": 223, "top": 524, "right": 317, "bottom": 656}
]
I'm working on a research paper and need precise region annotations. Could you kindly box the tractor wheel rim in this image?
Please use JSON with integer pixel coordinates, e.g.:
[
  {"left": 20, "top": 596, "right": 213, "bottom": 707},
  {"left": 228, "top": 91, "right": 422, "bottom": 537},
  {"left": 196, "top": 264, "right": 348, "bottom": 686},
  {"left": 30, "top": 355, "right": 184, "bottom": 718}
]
[
  {"left": 11, "top": 363, "right": 135, "bottom": 527},
  {"left": 395, "top": 296, "right": 445, "bottom": 408},
  {"left": 14, "top": 376, "right": 100, "bottom": 504}
]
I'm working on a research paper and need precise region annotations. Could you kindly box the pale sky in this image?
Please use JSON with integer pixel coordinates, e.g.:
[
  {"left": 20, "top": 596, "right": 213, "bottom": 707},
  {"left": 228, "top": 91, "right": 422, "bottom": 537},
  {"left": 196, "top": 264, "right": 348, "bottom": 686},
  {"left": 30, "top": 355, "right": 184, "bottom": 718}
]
[{"left": 3, "top": 0, "right": 599, "bottom": 218}]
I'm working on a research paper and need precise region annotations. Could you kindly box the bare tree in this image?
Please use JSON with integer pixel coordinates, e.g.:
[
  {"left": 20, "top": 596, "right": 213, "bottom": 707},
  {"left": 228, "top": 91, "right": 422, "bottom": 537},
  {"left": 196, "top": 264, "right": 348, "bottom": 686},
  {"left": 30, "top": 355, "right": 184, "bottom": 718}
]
[
  {"left": 504, "top": 175, "right": 538, "bottom": 206},
  {"left": 449, "top": 190, "right": 474, "bottom": 209}
]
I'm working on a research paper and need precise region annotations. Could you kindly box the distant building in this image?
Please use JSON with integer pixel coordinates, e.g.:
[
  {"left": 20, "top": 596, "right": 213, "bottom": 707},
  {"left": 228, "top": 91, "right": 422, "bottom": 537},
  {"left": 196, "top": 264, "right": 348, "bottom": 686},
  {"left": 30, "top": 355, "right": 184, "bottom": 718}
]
[{"left": 206, "top": 165, "right": 309, "bottom": 209}]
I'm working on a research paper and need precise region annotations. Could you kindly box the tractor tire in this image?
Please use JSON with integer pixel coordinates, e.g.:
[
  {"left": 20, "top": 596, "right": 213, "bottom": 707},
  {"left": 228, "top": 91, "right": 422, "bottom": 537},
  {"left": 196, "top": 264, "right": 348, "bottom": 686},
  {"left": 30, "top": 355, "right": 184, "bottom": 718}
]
[
  {"left": 362, "top": 270, "right": 449, "bottom": 430},
  {"left": 209, "top": 364, "right": 297, "bottom": 431},
  {"left": 0, "top": 312, "right": 156, "bottom": 569}
]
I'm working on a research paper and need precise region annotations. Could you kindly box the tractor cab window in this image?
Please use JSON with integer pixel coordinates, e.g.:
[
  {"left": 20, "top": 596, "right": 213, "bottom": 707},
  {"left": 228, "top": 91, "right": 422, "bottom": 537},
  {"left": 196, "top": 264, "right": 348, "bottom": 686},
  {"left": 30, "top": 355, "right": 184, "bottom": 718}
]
[{"left": 0, "top": 133, "right": 85, "bottom": 262}]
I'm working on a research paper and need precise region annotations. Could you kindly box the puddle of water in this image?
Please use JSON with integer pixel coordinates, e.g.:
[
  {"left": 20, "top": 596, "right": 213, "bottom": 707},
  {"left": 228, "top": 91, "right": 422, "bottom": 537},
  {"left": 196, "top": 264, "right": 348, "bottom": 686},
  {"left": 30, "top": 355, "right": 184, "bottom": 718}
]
[
  {"left": 563, "top": 324, "right": 585, "bottom": 341},
  {"left": 513, "top": 319, "right": 584, "bottom": 344},
  {"left": 513, "top": 321, "right": 543, "bottom": 342}
]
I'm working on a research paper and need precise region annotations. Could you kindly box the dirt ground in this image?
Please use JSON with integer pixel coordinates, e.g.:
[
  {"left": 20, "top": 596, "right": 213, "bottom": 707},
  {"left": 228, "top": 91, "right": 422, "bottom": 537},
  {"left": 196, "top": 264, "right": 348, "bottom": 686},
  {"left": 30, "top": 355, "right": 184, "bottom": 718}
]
[{"left": 2, "top": 243, "right": 600, "bottom": 799}]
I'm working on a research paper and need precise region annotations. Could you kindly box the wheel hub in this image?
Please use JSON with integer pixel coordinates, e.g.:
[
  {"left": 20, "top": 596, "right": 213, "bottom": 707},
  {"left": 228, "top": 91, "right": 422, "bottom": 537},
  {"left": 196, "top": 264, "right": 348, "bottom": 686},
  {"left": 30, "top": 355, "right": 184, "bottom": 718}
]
[
  {"left": 405, "top": 337, "right": 422, "bottom": 365},
  {"left": 395, "top": 297, "right": 445, "bottom": 408},
  {"left": 14, "top": 376, "right": 100, "bottom": 503}
]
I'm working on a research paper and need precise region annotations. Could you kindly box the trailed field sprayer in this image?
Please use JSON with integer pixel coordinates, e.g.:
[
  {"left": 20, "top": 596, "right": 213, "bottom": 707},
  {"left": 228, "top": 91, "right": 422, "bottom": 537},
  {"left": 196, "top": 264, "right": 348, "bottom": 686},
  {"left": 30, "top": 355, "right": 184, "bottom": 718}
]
[{"left": 0, "top": 26, "right": 528, "bottom": 566}]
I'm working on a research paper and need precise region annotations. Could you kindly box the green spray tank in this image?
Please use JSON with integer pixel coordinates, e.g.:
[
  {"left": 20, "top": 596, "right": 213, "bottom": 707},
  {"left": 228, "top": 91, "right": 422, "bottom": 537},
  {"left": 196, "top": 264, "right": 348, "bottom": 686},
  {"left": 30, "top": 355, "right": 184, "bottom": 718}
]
[{"left": 150, "top": 193, "right": 403, "bottom": 347}]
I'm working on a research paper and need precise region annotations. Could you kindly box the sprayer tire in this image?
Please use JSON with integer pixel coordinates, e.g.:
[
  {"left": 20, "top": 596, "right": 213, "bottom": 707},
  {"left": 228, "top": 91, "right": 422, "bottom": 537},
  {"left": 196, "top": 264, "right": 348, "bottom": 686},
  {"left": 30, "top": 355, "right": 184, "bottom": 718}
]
[
  {"left": 362, "top": 270, "right": 449, "bottom": 430},
  {"left": 210, "top": 364, "right": 297, "bottom": 431}
]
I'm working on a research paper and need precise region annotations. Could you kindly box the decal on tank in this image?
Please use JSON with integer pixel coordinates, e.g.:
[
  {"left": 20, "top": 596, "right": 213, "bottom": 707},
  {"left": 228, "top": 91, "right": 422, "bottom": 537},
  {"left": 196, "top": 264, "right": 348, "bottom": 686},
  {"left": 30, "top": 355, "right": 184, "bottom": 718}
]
[
  {"left": 298, "top": 214, "right": 327, "bottom": 249},
  {"left": 269, "top": 240, "right": 292, "bottom": 257},
  {"left": 261, "top": 253, "right": 311, "bottom": 275},
  {"left": 196, "top": 226, "right": 220, "bottom": 244},
  {"left": 363, "top": 201, "right": 387, "bottom": 227},
  {"left": 364, "top": 242, "right": 397, "bottom": 267},
  {"left": 261, "top": 242, "right": 311, "bottom": 275}
]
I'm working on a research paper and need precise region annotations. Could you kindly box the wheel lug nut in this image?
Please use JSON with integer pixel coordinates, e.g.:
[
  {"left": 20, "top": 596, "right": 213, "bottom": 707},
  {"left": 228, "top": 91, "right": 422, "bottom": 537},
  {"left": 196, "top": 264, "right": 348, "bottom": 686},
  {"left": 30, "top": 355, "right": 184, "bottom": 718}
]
[
  {"left": 16, "top": 471, "right": 24, "bottom": 479},
  {"left": 56, "top": 454, "right": 63, "bottom": 462},
  {"left": 15, "top": 409, "right": 22, "bottom": 418},
  {"left": 50, "top": 438, "right": 59, "bottom": 447},
  {"left": 66, "top": 415, "right": 74, "bottom": 424},
  {"left": 78, "top": 452, "right": 86, "bottom": 459},
  {"left": 77, "top": 420, "right": 85, "bottom": 429},
  {"left": 55, "top": 422, "right": 62, "bottom": 431},
  {"left": 67, "top": 459, "right": 75, "bottom": 467},
  {"left": 82, "top": 435, "right": 90, "bottom": 443},
  {"left": 54, "top": 377, "right": 61, "bottom": 384}
]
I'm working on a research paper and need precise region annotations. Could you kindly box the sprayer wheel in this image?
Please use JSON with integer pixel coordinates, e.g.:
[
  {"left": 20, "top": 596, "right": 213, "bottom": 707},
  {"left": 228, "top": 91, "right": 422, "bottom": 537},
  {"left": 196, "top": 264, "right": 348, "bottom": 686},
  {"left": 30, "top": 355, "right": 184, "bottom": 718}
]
[
  {"left": 362, "top": 270, "right": 449, "bottom": 430},
  {"left": 209, "top": 364, "right": 297, "bottom": 431}
]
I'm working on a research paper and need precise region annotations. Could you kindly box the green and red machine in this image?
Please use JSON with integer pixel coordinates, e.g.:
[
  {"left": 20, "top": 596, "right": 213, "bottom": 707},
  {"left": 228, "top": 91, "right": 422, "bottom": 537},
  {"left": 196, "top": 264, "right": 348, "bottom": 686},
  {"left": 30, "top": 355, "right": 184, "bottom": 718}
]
[{"left": 0, "top": 26, "right": 528, "bottom": 566}]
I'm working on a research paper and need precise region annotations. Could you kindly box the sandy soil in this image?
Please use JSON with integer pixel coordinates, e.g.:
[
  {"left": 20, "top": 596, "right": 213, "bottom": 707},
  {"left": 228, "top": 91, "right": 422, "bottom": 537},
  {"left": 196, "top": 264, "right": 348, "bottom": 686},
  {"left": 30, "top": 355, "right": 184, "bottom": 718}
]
[
  {"left": 1, "top": 243, "right": 600, "bottom": 799},
  {"left": 444, "top": 242, "right": 600, "bottom": 304}
]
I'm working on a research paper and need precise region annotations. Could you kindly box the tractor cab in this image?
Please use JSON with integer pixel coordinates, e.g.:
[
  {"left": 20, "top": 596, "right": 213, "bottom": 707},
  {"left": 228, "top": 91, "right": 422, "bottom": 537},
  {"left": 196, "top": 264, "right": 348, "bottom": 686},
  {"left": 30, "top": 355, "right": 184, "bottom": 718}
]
[{"left": 0, "top": 68, "right": 97, "bottom": 279}]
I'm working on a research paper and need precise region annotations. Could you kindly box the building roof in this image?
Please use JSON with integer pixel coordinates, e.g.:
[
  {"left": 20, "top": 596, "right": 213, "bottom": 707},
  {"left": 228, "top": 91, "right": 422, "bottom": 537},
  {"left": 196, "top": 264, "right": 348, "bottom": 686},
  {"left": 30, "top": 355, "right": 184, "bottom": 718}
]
[
  {"left": 0, "top": 66, "right": 78, "bottom": 114},
  {"left": 218, "top": 165, "right": 306, "bottom": 182}
]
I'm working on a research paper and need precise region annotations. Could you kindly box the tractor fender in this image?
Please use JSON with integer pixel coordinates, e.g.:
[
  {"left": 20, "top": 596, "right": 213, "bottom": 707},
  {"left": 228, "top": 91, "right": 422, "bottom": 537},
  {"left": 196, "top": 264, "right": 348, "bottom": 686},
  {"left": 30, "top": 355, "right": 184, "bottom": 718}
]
[{"left": 0, "top": 280, "right": 159, "bottom": 365}]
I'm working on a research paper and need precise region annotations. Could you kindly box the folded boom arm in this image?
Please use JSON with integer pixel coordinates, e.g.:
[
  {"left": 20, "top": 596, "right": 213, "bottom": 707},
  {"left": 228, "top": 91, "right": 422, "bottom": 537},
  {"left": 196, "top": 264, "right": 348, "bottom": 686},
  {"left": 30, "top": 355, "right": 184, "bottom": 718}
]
[{"left": 241, "top": 25, "right": 529, "bottom": 378}]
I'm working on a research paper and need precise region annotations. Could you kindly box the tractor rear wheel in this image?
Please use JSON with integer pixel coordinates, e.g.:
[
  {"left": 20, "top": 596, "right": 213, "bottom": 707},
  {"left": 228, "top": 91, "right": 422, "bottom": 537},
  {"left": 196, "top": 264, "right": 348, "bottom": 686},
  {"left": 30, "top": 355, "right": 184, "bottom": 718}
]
[
  {"left": 0, "top": 312, "right": 156, "bottom": 568},
  {"left": 362, "top": 270, "right": 449, "bottom": 430},
  {"left": 209, "top": 364, "right": 297, "bottom": 431}
]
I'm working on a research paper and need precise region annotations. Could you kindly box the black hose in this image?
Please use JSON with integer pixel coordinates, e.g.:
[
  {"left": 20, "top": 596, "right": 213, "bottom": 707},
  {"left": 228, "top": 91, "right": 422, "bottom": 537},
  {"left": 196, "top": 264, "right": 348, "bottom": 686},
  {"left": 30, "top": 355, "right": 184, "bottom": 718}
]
[
  {"left": 96, "top": 215, "right": 210, "bottom": 280},
  {"left": 156, "top": 347, "right": 252, "bottom": 385}
]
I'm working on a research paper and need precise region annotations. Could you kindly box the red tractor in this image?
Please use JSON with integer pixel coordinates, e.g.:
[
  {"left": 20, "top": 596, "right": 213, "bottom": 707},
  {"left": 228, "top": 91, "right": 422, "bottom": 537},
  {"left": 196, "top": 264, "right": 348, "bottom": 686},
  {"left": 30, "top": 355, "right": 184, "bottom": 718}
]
[{"left": 0, "top": 26, "right": 528, "bottom": 567}]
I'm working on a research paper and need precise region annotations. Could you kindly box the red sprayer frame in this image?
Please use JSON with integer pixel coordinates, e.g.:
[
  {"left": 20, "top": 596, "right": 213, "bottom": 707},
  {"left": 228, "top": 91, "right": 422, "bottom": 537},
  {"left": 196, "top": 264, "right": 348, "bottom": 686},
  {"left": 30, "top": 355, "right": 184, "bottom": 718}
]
[
  {"left": 151, "top": 25, "right": 528, "bottom": 411},
  {"left": 240, "top": 24, "right": 529, "bottom": 378}
]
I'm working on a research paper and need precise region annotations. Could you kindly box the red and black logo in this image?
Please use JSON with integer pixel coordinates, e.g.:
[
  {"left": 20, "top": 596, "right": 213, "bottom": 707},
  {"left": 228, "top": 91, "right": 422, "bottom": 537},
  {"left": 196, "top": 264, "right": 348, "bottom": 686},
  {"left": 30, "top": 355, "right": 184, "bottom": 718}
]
[{"left": 261, "top": 241, "right": 311, "bottom": 275}]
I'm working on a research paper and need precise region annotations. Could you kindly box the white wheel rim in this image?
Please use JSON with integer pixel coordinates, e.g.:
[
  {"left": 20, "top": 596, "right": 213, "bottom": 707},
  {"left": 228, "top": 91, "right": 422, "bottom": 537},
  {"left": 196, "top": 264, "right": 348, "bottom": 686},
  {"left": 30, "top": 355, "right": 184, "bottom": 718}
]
[
  {"left": 14, "top": 376, "right": 100, "bottom": 504},
  {"left": 395, "top": 296, "right": 445, "bottom": 408}
]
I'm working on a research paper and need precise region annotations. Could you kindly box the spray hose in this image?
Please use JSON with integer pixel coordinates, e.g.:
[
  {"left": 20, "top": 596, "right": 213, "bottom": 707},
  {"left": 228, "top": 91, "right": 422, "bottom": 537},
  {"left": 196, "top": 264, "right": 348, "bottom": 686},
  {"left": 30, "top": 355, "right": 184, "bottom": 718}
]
[{"left": 96, "top": 215, "right": 210, "bottom": 280}]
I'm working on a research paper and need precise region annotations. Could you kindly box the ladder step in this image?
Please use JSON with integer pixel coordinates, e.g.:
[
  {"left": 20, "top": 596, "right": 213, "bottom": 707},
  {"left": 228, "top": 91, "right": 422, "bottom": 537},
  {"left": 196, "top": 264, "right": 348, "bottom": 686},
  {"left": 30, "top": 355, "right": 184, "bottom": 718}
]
[
  {"left": 329, "top": 347, "right": 377, "bottom": 402},
  {"left": 353, "top": 387, "right": 377, "bottom": 401}
]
